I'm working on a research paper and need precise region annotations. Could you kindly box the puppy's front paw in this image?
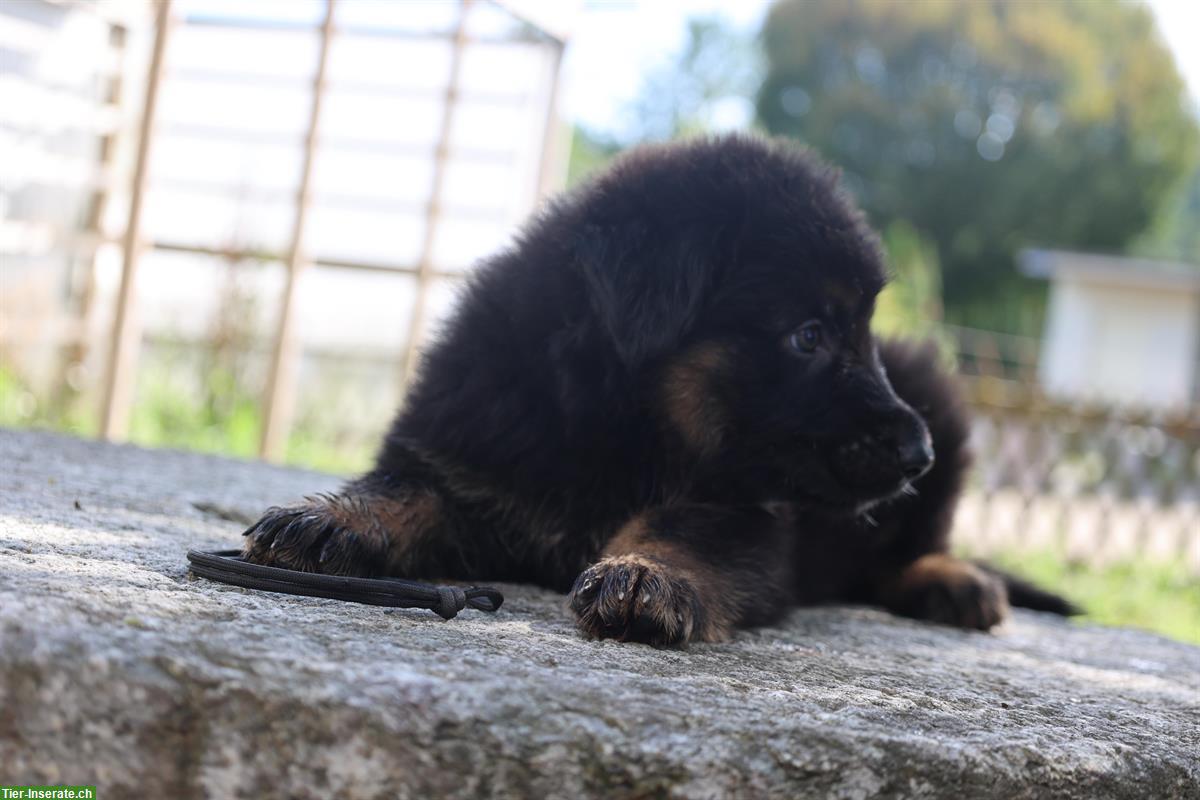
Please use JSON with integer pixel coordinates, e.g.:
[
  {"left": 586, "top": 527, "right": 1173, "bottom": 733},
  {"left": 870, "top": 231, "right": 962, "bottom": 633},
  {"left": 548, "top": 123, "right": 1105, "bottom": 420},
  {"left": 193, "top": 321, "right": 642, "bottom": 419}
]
[
  {"left": 567, "top": 555, "right": 711, "bottom": 646},
  {"left": 242, "top": 497, "right": 385, "bottom": 577},
  {"left": 892, "top": 554, "right": 1009, "bottom": 631}
]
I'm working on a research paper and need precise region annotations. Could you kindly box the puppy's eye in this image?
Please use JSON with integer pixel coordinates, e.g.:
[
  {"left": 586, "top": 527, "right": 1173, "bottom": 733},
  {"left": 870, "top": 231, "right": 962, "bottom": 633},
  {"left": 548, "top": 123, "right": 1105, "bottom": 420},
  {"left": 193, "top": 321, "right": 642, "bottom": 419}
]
[{"left": 787, "top": 321, "right": 823, "bottom": 353}]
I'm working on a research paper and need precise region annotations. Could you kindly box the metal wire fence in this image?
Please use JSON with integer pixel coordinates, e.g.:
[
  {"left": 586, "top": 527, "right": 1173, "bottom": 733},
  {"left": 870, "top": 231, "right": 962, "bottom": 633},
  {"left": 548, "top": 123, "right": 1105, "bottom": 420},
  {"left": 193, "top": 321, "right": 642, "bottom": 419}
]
[{"left": 961, "top": 397, "right": 1197, "bottom": 571}]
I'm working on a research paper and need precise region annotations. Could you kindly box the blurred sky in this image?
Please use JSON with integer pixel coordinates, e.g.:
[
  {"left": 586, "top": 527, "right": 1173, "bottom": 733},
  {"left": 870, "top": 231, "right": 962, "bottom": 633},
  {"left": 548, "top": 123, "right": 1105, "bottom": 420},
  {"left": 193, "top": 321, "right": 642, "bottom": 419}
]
[{"left": 560, "top": 0, "right": 1200, "bottom": 137}]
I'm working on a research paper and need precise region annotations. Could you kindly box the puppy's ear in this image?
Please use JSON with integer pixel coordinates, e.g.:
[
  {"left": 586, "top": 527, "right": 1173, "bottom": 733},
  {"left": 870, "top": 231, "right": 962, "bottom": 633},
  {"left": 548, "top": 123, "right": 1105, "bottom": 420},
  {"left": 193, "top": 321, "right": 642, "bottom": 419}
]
[{"left": 576, "top": 221, "right": 722, "bottom": 368}]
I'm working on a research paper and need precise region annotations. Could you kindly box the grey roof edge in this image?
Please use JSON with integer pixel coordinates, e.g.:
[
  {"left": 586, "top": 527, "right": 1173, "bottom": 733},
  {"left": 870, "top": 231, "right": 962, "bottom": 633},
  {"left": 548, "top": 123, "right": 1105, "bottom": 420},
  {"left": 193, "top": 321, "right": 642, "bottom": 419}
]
[{"left": 1019, "top": 248, "right": 1200, "bottom": 292}]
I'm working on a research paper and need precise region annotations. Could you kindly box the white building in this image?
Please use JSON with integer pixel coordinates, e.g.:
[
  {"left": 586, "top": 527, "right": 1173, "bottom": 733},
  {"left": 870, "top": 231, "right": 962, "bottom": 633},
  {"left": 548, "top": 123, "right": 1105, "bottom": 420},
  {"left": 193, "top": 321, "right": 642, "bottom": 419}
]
[{"left": 1021, "top": 249, "right": 1200, "bottom": 410}]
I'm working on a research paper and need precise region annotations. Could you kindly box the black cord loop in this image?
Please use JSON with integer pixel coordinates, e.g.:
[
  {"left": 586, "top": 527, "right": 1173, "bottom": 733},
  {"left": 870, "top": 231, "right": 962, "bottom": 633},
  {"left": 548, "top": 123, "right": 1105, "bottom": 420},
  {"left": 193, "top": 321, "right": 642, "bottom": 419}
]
[{"left": 186, "top": 549, "right": 503, "bottom": 620}]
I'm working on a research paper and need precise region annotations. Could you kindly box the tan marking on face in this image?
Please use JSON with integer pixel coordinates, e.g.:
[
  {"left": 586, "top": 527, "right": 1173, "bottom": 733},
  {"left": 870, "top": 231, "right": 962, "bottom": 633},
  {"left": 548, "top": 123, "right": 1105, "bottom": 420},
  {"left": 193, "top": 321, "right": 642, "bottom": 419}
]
[
  {"left": 821, "top": 277, "right": 863, "bottom": 318},
  {"left": 659, "top": 341, "right": 733, "bottom": 457}
]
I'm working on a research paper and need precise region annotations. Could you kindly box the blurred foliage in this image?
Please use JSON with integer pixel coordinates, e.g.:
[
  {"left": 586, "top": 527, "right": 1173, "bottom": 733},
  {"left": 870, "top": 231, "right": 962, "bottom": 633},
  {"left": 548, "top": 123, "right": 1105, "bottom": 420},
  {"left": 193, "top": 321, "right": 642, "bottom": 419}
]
[
  {"left": 0, "top": 355, "right": 372, "bottom": 477},
  {"left": 981, "top": 548, "right": 1200, "bottom": 645},
  {"left": 566, "top": 125, "right": 622, "bottom": 188},
  {"left": 758, "top": 0, "right": 1199, "bottom": 333},
  {"left": 566, "top": 15, "right": 761, "bottom": 187},
  {"left": 126, "top": 341, "right": 260, "bottom": 460},
  {"left": 1131, "top": 163, "right": 1200, "bottom": 262},
  {"left": 0, "top": 365, "right": 96, "bottom": 439},
  {"left": 873, "top": 220, "right": 945, "bottom": 340},
  {"left": 625, "top": 16, "right": 762, "bottom": 142},
  {"left": 124, "top": 345, "right": 372, "bottom": 475}
]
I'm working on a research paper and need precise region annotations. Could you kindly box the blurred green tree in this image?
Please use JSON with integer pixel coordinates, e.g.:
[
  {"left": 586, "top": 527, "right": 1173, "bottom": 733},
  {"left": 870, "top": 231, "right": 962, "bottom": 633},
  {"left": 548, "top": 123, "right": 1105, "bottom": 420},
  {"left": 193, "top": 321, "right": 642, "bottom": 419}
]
[
  {"left": 873, "top": 220, "right": 944, "bottom": 339},
  {"left": 566, "top": 125, "right": 623, "bottom": 188},
  {"left": 1132, "top": 164, "right": 1200, "bottom": 263},
  {"left": 757, "top": 0, "right": 1198, "bottom": 332},
  {"left": 567, "top": 16, "right": 760, "bottom": 188}
]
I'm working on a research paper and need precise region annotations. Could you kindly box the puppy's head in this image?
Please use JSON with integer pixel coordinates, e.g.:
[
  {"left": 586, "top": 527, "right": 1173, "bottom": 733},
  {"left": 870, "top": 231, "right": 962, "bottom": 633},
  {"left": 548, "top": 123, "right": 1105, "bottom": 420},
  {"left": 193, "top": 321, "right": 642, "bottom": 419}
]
[{"left": 572, "top": 135, "right": 932, "bottom": 512}]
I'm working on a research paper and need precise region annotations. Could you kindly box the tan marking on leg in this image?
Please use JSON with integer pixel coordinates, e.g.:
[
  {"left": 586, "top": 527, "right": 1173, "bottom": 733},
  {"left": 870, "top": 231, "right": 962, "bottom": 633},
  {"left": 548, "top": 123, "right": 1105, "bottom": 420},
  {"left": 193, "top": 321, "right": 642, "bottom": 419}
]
[
  {"left": 885, "top": 553, "right": 1010, "bottom": 630},
  {"left": 894, "top": 553, "right": 980, "bottom": 594},
  {"left": 600, "top": 514, "right": 740, "bottom": 641},
  {"left": 321, "top": 492, "right": 445, "bottom": 572}
]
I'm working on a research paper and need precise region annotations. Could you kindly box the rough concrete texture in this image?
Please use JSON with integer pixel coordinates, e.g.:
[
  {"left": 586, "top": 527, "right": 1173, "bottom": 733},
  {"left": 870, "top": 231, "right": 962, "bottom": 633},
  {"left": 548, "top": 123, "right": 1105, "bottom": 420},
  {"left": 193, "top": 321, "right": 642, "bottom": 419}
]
[{"left": 1, "top": 428, "right": 1198, "bottom": 800}]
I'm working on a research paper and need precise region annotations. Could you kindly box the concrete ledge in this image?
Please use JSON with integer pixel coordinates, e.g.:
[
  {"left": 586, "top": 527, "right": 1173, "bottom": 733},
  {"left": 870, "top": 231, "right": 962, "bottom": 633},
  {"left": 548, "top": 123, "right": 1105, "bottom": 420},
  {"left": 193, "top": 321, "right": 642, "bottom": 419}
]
[{"left": 1, "top": 429, "right": 1197, "bottom": 799}]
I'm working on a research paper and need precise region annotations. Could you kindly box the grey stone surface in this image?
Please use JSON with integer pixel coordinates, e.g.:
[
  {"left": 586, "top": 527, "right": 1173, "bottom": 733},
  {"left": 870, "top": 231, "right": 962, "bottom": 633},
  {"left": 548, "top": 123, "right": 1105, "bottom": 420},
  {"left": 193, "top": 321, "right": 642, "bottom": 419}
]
[{"left": 1, "top": 427, "right": 1198, "bottom": 800}]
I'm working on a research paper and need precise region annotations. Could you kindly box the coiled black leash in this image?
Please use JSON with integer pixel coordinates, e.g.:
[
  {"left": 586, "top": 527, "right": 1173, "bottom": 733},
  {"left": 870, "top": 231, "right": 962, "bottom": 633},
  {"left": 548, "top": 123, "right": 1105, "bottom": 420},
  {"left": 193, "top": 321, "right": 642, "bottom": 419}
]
[{"left": 186, "top": 549, "right": 503, "bottom": 620}]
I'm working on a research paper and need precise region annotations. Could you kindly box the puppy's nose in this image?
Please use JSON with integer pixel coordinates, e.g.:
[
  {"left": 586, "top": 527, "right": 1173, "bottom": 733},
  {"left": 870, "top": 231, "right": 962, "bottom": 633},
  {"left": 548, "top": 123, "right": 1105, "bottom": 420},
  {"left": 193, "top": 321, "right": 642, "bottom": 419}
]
[{"left": 897, "top": 435, "right": 935, "bottom": 480}]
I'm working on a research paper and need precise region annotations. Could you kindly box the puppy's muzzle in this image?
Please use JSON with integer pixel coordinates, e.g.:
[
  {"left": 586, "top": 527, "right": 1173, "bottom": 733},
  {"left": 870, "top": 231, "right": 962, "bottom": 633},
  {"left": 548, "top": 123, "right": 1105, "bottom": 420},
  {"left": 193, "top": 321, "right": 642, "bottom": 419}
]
[{"left": 832, "top": 408, "right": 934, "bottom": 492}]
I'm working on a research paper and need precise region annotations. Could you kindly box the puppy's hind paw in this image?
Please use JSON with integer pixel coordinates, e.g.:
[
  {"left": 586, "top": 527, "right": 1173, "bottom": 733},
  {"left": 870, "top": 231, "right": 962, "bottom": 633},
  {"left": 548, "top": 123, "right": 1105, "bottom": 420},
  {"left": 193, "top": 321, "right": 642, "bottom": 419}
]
[{"left": 888, "top": 554, "right": 1010, "bottom": 631}]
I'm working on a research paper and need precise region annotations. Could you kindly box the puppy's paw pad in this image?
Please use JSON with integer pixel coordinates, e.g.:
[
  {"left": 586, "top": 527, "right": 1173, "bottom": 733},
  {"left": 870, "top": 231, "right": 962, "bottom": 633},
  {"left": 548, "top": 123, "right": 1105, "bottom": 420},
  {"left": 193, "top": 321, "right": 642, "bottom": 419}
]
[{"left": 568, "top": 555, "right": 704, "bottom": 646}]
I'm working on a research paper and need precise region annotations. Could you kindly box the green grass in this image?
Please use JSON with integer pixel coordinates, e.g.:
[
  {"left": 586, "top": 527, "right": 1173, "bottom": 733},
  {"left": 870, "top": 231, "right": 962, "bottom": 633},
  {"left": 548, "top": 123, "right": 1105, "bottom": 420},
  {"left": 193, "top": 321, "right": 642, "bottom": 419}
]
[
  {"left": 982, "top": 549, "right": 1200, "bottom": 644},
  {"left": 0, "top": 359, "right": 374, "bottom": 476},
  {"left": 123, "top": 357, "right": 377, "bottom": 475},
  {"left": 0, "top": 365, "right": 96, "bottom": 438}
]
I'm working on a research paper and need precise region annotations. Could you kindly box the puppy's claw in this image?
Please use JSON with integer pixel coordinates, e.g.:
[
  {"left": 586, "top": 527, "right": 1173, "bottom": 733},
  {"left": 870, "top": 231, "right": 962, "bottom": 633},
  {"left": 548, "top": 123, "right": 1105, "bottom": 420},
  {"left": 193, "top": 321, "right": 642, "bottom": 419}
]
[{"left": 242, "top": 501, "right": 380, "bottom": 577}]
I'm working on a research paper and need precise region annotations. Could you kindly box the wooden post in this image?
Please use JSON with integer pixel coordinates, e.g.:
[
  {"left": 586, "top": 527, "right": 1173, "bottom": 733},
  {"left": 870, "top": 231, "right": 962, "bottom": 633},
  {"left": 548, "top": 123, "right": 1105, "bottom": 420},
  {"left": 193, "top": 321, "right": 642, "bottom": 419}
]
[
  {"left": 64, "top": 17, "right": 130, "bottom": 419},
  {"left": 534, "top": 37, "right": 568, "bottom": 203},
  {"left": 397, "top": 0, "right": 471, "bottom": 391},
  {"left": 100, "top": 0, "right": 172, "bottom": 440},
  {"left": 258, "top": 0, "right": 336, "bottom": 462}
]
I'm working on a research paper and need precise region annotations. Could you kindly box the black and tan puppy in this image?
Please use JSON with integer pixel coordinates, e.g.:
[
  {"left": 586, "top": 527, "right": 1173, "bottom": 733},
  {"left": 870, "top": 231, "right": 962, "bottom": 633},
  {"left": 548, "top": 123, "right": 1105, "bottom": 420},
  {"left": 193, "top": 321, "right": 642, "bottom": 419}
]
[{"left": 243, "top": 135, "right": 1074, "bottom": 645}]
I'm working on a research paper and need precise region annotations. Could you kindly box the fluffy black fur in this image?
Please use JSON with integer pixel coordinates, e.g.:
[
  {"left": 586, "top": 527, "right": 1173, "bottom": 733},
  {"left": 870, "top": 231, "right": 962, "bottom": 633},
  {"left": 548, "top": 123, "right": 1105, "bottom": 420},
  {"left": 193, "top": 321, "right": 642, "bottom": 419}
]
[{"left": 243, "top": 135, "right": 1075, "bottom": 644}]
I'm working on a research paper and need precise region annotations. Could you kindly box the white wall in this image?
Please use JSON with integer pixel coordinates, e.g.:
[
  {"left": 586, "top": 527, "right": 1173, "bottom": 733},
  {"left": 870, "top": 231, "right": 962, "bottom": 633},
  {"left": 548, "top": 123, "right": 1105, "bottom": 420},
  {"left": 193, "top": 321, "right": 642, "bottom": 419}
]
[{"left": 1040, "top": 275, "right": 1199, "bottom": 409}]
